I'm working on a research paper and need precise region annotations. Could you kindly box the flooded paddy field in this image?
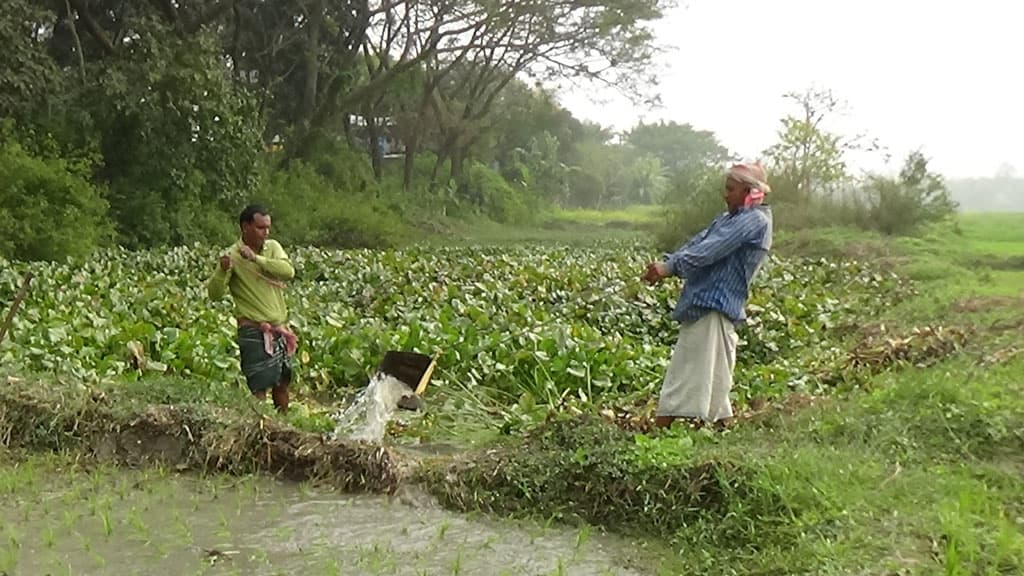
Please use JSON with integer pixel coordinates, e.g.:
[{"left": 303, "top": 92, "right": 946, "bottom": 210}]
[{"left": 0, "top": 454, "right": 653, "bottom": 576}]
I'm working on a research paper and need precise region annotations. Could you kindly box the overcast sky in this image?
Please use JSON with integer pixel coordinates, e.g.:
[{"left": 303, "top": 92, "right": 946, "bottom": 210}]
[{"left": 558, "top": 0, "right": 1020, "bottom": 179}]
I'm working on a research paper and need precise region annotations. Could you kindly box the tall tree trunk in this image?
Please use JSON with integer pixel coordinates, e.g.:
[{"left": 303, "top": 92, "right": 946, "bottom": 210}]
[
  {"left": 363, "top": 106, "right": 383, "bottom": 181},
  {"left": 67, "top": 0, "right": 116, "bottom": 55},
  {"left": 301, "top": 0, "right": 324, "bottom": 120},
  {"left": 342, "top": 114, "right": 355, "bottom": 148},
  {"left": 230, "top": 1, "right": 242, "bottom": 81},
  {"left": 430, "top": 142, "right": 450, "bottom": 188},
  {"left": 64, "top": 0, "right": 86, "bottom": 83},
  {"left": 402, "top": 86, "right": 435, "bottom": 191},
  {"left": 403, "top": 135, "right": 419, "bottom": 191},
  {"left": 450, "top": 146, "right": 468, "bottom": 200}
]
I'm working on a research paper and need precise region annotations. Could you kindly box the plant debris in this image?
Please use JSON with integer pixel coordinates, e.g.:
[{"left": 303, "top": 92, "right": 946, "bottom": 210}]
[
  {"left": 847, "top": 324, "right": 973, "bottom": 370},
  {"left": 0, "top": 377, "right": 409, "bottom": 494}
]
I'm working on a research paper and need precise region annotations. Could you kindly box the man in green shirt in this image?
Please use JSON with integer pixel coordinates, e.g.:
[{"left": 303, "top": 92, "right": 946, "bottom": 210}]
[{"left": 207, "top": 204, "right": 297, "bottom": 413}]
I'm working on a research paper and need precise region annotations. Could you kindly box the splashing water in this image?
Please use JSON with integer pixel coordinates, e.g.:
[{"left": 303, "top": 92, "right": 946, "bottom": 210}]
[{"left": 331, "top": 373, "right": 411, "bottom": 442}]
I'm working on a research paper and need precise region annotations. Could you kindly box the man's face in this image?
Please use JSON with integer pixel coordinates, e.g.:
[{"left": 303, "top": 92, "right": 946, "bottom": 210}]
[
  {"left": 242, "top": 213, "right": 271, "bottom": 249},
  {"left": 724, "top": 177, "right": 748, "bottom": 212}
]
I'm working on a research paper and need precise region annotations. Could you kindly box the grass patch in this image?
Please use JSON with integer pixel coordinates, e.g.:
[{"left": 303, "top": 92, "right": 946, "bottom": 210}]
[
  {"left": 417, "top": 416, "right": 737, "bottom": 537},
  {"left": 774, "top": 213, "right": 1024, "bottom": 327},
  {"left": 430, "top": 217, "right": 648, "bottom": 246}
]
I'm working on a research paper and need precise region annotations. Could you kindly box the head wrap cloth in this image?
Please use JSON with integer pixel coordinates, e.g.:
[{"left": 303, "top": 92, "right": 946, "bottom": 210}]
[{"left": 726, "top": 162, "right": 771, "bottom": 207}]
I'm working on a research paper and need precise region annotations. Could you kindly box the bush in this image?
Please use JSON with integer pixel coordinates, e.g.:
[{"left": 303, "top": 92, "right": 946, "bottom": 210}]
[
  {"left": 464, "top": 161, "right": 539, "bottom": 225},
  {"left": 566, "top": 168, "right": 605, "bottom": 209},
  {"left": 655, "top": 166, "right": 728, "bottom": 251},
  {"left": 301, "top": 134, "right": 378, "bottom": 196},
  {"left": 767, "top": 195, "right": 870, "bottom": 232},
  {"left": 862, "top": 151, "right": 957, "bottom": 235},
  {"left": 0, "top": 141, "right": 113, "bottom": 261},
  {"left": 254, "top": 160, "right": 408, "bottom": 249},
  {"left": 377, "top": 151, "right": 461, "bottom": 222},
  {"left": 751, "top": 152, "right": 955, "bottom": 236}
]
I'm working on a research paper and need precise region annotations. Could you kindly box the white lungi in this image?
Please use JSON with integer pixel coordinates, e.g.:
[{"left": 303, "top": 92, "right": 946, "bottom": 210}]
[{"left": 656, "top": 311, "right": 739, "bottom": 422}]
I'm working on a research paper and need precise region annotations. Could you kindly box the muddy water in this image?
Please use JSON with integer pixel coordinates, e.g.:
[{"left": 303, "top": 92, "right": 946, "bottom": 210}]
[{"left": 0, "top": 458, "right": 647, "bottom": 576}]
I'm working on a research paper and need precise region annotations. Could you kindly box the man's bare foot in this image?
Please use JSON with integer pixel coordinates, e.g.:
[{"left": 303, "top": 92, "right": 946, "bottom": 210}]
[
  {"left": 272, "top": 385, "right": 289, "bottom": 413},
  {"left": 654, "top": 416, "right": 706, "bottom": 430}
]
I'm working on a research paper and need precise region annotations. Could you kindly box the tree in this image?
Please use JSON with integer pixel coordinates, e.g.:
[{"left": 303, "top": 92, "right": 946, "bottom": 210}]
[
  {"left": 0, "top": 1, "right": 64, "bottom": 122},
  {"left": 762, "top": 87, "right": 879, "bottom": 201},
  {"left": 567, "top": 139, "right": 630, "bottom": 208},
  {"left": 88, "top": 28, "right": 264, "bottom": 248},
  {"left": 625, "top": 120, "right": 730, "bottom": 176},
  {"left": 625, "top": 154, "right": 669, "bottom": 204},
  {"left": 486, "top": 81, "right": 581, "bottom": 175},
  {"left": 420, "top": 0, "right": 668, "bottom": 198},
  {"left": 864, "top": 150, "right": 957, "bottom": 235},
  {"left": 509, "top": 131, "right": 570, "bottom": 203}
]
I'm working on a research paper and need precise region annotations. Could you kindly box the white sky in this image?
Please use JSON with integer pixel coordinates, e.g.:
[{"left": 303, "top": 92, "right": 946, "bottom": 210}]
[{"left": 557, "top": 0, "right": 1021, "bottom": 179}]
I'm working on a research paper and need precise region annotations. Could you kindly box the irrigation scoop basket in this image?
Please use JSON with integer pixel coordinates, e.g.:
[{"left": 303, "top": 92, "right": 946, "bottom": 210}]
[{"left": 375, "top": 351, "right": 436, "bottom": 411}]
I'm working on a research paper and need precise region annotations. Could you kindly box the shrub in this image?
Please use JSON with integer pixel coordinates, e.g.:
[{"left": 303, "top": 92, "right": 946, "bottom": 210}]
[
  {"left": 655, "top": 166, "right": 728, "bottom": 251},
  {"left": 0, "top": 141, "right": 113, "bottom": 261},
  {"left": 862, "top": 151, "right": 957, "bottom": 235},
  {"left": 378, "top": 151, "right": 461, "bottom": 222},
  {"left": 566, "top": 168, "right": 605, "bottom": 209},
  {"left": 656, "top": 152, "right": 955, "bottom": 241},
  {"left": 464, "top": 161, "right": 539, "bottom": 225},
  {"left": 254, "top": 160, "right": 408, "bottom": 249},
  {"left": 302, "top": 134, "right": 378, "bottom": 195}
]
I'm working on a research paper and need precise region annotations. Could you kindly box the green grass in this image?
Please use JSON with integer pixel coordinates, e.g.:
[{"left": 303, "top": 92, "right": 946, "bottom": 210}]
[
  {"left": 888, "top": 215, "right": 1024, "bottom": 325},
  {"left": 425, "top": 354, "right": 1024, "bottom": 575},
  {"left": 432, "top": 217, "right": 648, "bottom": 246},
  {"left": 774, "top": 213, "right": 1024, "bottom": 326},
  {"left": 955, "top": 212, "right": 1024, "bottom": 245},
  {"left": 666, "top": 355, "right": 1024, "bottom": 575}
]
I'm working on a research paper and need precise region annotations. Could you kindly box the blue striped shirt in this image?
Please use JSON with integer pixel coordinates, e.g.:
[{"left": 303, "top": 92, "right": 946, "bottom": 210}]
[{"left": 663, "top": 205, "right": 773, "bottom": 325}]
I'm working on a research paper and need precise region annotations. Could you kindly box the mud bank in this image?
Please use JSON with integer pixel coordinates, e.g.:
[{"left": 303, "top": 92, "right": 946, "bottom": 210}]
[
  {"left": 0, "top": 376, "right": 758, "bottom": 542},
  {"left": 0, "top": 377, "right": 406, "bottom": 493}
]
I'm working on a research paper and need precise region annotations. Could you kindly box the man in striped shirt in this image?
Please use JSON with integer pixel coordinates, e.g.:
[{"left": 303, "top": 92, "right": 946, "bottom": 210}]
[{"left": 643, "top": 162, "right": 774, "bottom": 429}]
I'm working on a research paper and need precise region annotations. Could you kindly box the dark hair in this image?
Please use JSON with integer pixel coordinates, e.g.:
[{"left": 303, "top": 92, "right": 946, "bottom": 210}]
[{"left": 239, "top": 204, "right": 269, "bottom": 228}]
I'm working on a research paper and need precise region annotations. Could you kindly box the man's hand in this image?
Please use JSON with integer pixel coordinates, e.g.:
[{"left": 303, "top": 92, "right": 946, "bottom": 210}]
[
  {"left": 239, "top": 245, "right": 257, "bottom": 261},
  {"left": 219, "top": 254, "right": 233, "bottom": 271},
  {"left": 642, "top": 261, "right": 670, "bottom": 285}
]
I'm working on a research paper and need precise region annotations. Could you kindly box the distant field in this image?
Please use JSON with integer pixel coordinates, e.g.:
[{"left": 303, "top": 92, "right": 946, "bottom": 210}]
[
  {"left": 774, "top": 212, "right": 1024, "bottom": 325},
  {"left": 953, "top": 212, "right": 1024, "bottom": 250},
  {"left": 546, "top": 204, "right": 667, "bottom": 226},
  {"left": 427, "top": 204, "right": 666, "bottom": 246}
]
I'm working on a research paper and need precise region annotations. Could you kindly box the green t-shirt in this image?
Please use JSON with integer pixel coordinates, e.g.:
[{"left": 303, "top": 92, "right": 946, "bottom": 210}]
[{"left": 207, "top": 239, "right": 295, "bottom": 325}]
